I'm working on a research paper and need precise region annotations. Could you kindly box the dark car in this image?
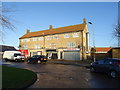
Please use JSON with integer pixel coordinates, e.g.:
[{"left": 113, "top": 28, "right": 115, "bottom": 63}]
[
  {"left": 27, "top": 55, "right": 47, "bottom": 64},
  {"left": 90, "top": 58, "right": 120, "bottom": 78}
]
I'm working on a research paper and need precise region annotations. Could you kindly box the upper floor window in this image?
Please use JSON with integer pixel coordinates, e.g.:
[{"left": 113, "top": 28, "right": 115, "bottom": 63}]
[
  {"left": 49, "top": 43, "right": 56, "bottom": 48},
  {"left": 34, "top": 44, "right": 40, "bottom": 49},
  {"left": 67, "top": 42, "right": 76, "bottom": 48},
  {"left": 21, "top": 39, "right": 25, "bottom": 42},
  {"left": 32, "top": 38, "right": 37, "bottom": 41},
  {"left": 54, "top": 35, "right": 59, "bottom": 39},
  {"left": 46, "top": 36, "right": 52, "bottom": 40},
  {"left": 64, "top": 34, "right": 70, "bottom": 38},
  {"left": 25, "top": 38, "right": 30, "bottom": 42},
  {"left": 72, "top": 32, "right": 79, "bottom": 38},
  {"left": 38, "top": 37, "right": 43, "bottom": 41}
]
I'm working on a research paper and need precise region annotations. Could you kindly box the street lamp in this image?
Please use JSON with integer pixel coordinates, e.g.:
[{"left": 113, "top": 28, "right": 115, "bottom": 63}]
[{"left": 88, "top": 22, "right": 96, "bottom": 62}]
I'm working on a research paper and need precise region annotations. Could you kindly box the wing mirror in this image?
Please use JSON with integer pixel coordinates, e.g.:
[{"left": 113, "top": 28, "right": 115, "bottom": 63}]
[{"left": 109, "top": 62, "right": 113, "bottom": 64}]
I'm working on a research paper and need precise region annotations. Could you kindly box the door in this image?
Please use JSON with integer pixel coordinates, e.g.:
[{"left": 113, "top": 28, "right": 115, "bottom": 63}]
[
  {"left": 96, "top": 60, "right": 105, "bottom": 72},
  {"left": 60, "top": 52, "right": 63, "bottom": 59},
  {"left": 64, "top": 51, "right": 80, "bottom": 60}
]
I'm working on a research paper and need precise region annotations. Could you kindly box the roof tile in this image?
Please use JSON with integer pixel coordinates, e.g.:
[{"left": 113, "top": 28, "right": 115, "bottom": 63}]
[{"left": 19, "top": 24, "right": 85, "bottom": 39}]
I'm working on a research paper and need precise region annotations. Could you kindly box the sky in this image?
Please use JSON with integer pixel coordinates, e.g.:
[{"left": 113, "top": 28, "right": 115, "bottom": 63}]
[{"left": 1, "top": 2, "right": 119, "bottom": 49}]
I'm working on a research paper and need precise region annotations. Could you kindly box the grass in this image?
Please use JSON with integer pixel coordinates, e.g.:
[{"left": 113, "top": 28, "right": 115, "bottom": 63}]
[{"left": 2, "top": 65, "right": 37, "bottom": 89}]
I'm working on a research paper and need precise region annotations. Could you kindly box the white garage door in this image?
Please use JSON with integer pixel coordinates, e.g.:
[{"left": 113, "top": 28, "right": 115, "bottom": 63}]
[{"left": 64, "top": 51, "right": 80, "bottom": 60}]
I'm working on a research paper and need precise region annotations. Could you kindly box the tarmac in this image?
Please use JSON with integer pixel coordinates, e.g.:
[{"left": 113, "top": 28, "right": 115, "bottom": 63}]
[{"left": 47, "top": 59, "right": 92, "bottom": 68}]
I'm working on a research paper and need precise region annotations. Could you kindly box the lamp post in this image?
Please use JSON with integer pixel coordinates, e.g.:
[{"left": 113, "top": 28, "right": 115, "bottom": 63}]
[{"left": 88, "top": 22, "right": 96, "bottom": 62}]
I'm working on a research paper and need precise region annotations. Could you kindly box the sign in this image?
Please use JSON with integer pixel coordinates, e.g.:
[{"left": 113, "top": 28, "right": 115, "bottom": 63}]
[
  {"left": 63, "top": 48, "right": 80, "bottom": 51},
  {"left": 18, "top": 49, "right": 29, "bottom": 58}
]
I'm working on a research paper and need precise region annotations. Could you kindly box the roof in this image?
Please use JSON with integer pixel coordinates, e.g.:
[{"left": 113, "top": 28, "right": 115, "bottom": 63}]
[
  {"left": 112, "top": 47, "right": 120, "bottom": 49},
  {"left": 95, "top": 47, "right": 112, "bottom": 52},
  {"left": 20, "top": 24, "right": 86, "bottom": 39},
  {"left": 0, "top": 45, "right": 16, "bottom": 52}
]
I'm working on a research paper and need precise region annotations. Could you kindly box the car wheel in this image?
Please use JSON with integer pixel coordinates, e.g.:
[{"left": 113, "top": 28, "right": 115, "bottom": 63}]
[
  {"left": 110, "top": 71, "right": 117, "bottom": 78},
  {"left": 5, "top": 58, "right": 8, "bottom": 61},
  {"left": 90, "top": 67, "right": 96, "bottom": 72},
  {"left": 38, "top": 60, "right": 41, "bottom": 64}
]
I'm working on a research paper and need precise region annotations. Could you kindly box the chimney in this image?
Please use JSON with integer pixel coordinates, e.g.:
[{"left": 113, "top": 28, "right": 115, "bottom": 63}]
[
  {"left": 83, "top": 18, "right": 87, "bottom": 24},
  {"left": 49, "top": 25, "right": 52, "bottom": 29},
  {"left": 26, "top": 29, "right": 30, "bottom": 34}
]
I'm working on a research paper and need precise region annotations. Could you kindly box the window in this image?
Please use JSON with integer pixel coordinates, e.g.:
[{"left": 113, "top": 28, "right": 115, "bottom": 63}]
[
  {"left": 23, "top": 45, "right": 27, "bottom": 49},
  {"left": 64, "top": 34, "right": 70, "bottom": 38},
  {"left": 26, "top": 38, "right": 30, "bottom": 42},
  {"left": 34, "top": 44, "right": 40, "bottom": 49},
  {"left": 32, "top": 38, "right": 37, "bottom": 41},
  {"left": 72, "top": 32, "right": 79, "bottom": 38},
  {"left": 54, "top": 35, "right": 59, "bottom": 39},
  {"left": 49, "top": 43, "right": 56, "bottom": 48},
  {"left": 46, "top": 36, "right": 52, "bottom": 40},
  {"left": 67, "top": 42, "right": 76, "bottom": 48},
  {"left": 38, "top": 37, "right": 43, "bottom": 41},
  {"left": 98, "top": 60, "right": 105, "bottom": 64},
  {"left": 21, "top": 39, "right": 25, "bottom": 42}
]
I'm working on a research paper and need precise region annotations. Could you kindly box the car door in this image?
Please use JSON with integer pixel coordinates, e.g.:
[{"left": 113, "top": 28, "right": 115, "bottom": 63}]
[
  {"left": 103, "top": 60, "right": 113, "bottom": 73},
  {"left": 32, "top": 55, "right": 39, "bottom": 63},
  {"left": 96, "top": 60, "right": 105, "bottom": 72}
]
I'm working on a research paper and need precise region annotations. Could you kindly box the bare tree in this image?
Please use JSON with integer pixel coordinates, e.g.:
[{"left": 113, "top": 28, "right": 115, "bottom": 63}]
[
  {"left": 0, "top": 4, "right": 16, "bottom": 43},
  {"left": 114, "top": 23, "right": 120, "bottom": 37},
  {"left": 0, "top": 5, "right": 15, "bottom": 31},
  {"left": 114, "top": 22, "right": 120, "bottom": 47}
]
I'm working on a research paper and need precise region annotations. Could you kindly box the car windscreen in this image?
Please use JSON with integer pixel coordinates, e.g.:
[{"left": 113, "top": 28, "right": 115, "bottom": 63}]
[
  {"left": 32, "top": 55, "right": 40, "bottom": 58},
  {"left": 40, "top": 56, "right": 46, "bottom": 58}
]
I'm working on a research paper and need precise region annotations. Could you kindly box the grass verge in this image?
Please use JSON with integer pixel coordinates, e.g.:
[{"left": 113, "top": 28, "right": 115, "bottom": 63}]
[{"left": 2, "top": 65, "right": 37, "bottom": 89}]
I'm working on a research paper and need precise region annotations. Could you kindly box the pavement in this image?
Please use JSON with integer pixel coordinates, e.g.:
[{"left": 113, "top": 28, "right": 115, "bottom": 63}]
[{"left": 47, "top": 59, "right": 92, "bottom": 68}]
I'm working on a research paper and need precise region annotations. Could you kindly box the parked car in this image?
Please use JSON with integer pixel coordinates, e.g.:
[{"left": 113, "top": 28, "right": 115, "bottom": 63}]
[
  {"left": 90, "top": 58, "right": 120, "bottom": 78},
  {"left": 27, "top": 55, "right": 47, "bottom": 64},
  {"left": 3, "top": 51, "right": 25, "bottom": 61}
]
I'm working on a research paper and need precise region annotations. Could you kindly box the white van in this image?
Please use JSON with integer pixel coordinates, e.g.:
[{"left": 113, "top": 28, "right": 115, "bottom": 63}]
[{"left": 3, "top": 51, "right": 25, "bottom": 61}]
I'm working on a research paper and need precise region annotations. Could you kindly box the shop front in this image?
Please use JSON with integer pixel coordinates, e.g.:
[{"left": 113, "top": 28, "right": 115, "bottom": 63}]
[
  {"left": 63, "top": 49, "right": 80, "bottom": 60},
  {"left": 46, "top": 49, "right": 58, "bottom": 59}
]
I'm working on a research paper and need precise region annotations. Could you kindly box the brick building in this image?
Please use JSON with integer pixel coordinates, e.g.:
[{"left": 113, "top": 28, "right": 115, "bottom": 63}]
[
  {"left": 91, "top": 47, "right": 120, "bottom": 60},
  {"left": 109, "top": 47, "right": 120, "bottom": 59},
  {"left": 91, "top": 47, "right": 112, "bottom": 60},
  {"left": 19, "top": 18, "right": 89, "bottom": 60}
]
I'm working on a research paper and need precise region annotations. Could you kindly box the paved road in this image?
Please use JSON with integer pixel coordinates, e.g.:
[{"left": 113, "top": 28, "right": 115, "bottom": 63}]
[{"left": 2, "top": 60, "right": 120, "bottom": 88}]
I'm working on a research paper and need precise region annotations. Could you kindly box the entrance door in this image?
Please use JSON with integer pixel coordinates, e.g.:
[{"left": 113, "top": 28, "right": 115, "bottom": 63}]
[{"left": 60, "top": 52, "right": 63, "bottom": 59}]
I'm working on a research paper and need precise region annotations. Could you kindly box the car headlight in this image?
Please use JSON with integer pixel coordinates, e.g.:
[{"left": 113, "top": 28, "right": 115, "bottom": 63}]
[{"left": 90, "top": 63, "right": 93, "bottom": 65}]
